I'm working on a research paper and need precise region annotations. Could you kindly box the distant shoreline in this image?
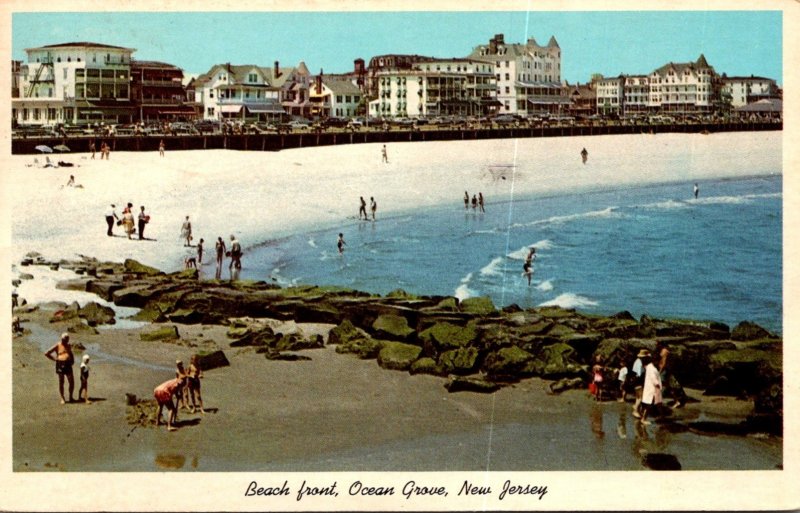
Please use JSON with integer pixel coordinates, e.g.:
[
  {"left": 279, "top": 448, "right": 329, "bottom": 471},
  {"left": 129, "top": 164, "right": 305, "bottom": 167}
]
[{"left": 11, "top": 120, "right": 782, "bottom": 155}]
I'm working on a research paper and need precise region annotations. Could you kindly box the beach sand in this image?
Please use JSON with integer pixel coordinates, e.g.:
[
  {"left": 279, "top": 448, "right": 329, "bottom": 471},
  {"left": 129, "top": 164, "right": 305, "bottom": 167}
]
[{"left": 2, "top": 132, "right": 786, "bottom": 506}]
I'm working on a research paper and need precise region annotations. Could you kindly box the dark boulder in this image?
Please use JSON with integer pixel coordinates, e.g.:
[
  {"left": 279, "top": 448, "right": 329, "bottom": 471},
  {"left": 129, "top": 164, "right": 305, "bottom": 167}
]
[
  {"left": 549, "top": 377, "right": 585, "bottom": 394},
  {"left": 55, "top": 278, "right": 91, "bottom": 292},
  {"left": 530, "top": 342, "right": 585, "bottom": 379},
  {"left": 78, "top": 301, "right": 116, "bottom": 326},
  {"left": 335, "top": 335, "right": 384, "bottom": 359},
  {"left": 642, "top": 453, "right": 681, "bottom": 471},
  {"left": 484, "top": 345, "right": 534, "bottom": 380},
  {"left": 409, "top": 357, "right": 442, "bottom": 376},
  {"left": 194, "top": 350, "right": 230, "bottom": 371},
  {"left": 327, "top": 319, "right": 359, "bottom": 345},
  {"left": 459, "top": 296, "right": 496, "bottom": 315},
  {"left": 123, "top": 259, "right": 164, "bottom": 277},
  {"left": 445, "top": 376, "right": 500, "bottom": 393},
  {"left": 731, "top": 321, "right": 777, "bottom": 341},
  {"left": 140, "top": 325, "right": 180, "bottom": 341},
  {"left": 377, "top": 341, "right": 422, "bottom": 371},
  {"left": 438, "top": 347, "right": 480, "bottom": 375},
  {"left": 167, "top": 308, "right": 205, "bottom": 324},
  {"left": 87, "top": 280, "right": 124, "bottom": 302},
  {"left": 418, "top": 321, "right": 478, "bottom": 351},
  {"left": 371, "top": 314, "right": 415, "bottom": 342}
]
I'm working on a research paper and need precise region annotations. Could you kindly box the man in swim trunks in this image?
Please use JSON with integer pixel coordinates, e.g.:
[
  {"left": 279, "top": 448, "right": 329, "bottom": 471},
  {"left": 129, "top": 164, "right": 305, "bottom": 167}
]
[
  {"left": 154, "top": 376, "right": 187, "bottom": 431},
  {"left": 44, "top": 332, "right": 75, "bottom": 404},
  {"left": 522, "top": 247, "right": 536, "bottom": 286}
]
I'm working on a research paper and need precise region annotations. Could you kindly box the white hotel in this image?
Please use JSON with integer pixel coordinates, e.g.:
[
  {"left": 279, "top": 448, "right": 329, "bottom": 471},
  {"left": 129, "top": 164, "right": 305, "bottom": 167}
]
[{"left": 13, "top": 42, "right": 136, "bottom": 126}]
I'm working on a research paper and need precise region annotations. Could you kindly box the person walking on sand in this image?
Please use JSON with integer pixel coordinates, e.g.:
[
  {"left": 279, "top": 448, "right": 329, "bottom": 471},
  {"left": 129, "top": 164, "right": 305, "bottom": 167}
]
[
  {"left": 153, "top": 376, "right": 186, "bottom": 432},
  {"left": 104, "top": 204, "right": 119, "bottom": 236},
  {"left": 197, "top": 238, "right": 204, "bottom": 265},
  {"left": 229, "top": 235, "right": 242, "bottom": 271},
  {"left": 522, "top": 247, "right": 536, "bottom": 286},
  {"left": 187, "top": 355, "right": 205, "bottom": 414},
  {"left": 478, "top": 192, "right": 485, "bottom": 213},
  {"left": 159, "top": 139, "right": 165, "bottom": 157},
  {"left": 181, "top": 216, "right": 192, "bottom": 247},
  {"left": 337, "top": 233, "right": 346, "bottom": 254},
  {"left": 464, "top": 191, "right": 469, "bottom": 210},
  {"left": 381, "top": 144, "right": 388, "bottom": 163},
  {"left": 693, "top": 183, "right": 699, "bottom": 199},
  {"left": 581, "top": 147, "right": 589, "bottom": 164},
  {"left": 215, "top": 236, "right": 226, "bottom": 279},
  {"left": 89, "top": 140, "right": 96, "bottom": 159},
  {"left": 79, "top": 354, "right": 91, "bottom": 404},
  {"left": 44, "top": 333, "right": 75, "bottom": 404},
  {"left": 370, "top": 197, "right": 377, "bottom": 221},
  {"left": 122, "top": 208, "right": 136, "bottom": 240},
  {"left": 639, "top": 353, "right": 662, "bottom": 425},
  {"left": 359, "top": 196, "right": 368, "bottom": 220},
  {"left": 138, "top": 206, "right": 149, "bottom": 240}
]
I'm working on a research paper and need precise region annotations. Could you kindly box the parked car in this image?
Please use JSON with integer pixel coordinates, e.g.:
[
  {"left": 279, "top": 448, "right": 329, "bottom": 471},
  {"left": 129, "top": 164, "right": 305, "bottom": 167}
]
[
  {"left": 287, "top": 119, "right": 311, "bottom": 130},
  {"left": 347, "top": 120, "right": 364, "bottom": 130}
]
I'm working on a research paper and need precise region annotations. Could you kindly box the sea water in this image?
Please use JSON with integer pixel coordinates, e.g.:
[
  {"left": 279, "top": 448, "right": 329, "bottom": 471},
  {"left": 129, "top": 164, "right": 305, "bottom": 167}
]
[{"left": 241, "top": 174, "right": 782, "bottom": 334}]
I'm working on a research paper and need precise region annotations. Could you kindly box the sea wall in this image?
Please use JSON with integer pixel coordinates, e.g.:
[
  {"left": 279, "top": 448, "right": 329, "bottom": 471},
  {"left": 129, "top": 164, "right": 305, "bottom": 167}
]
[{"left": 11, "top": 121, "right": 781, "bottom": 155}]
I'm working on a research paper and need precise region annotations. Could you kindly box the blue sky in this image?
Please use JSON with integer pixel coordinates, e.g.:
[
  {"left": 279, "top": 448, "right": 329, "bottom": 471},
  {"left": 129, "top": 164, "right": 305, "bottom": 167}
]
[{"left": 12, "top": 11, "right": 782, "bottom": 84}]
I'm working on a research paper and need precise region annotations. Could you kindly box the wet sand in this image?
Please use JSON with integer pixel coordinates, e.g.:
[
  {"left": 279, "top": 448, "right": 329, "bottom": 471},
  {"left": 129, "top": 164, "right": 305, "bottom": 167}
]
[{"left": 12, "top": 305, "right": 781, "bottom": 472}]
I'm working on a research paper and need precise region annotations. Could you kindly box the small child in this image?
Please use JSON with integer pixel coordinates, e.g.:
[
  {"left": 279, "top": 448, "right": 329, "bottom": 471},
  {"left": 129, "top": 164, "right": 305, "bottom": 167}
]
[
  {"left": 591, "top": 356, "right": 604, "bottom": 401},
  {"left": 79, "top": 354, "right": 91, "bottom": 404},
  {"left": 337, "top": 233, "right": 346, "bottom": 254},
  {"left": 617, "top": 361, "right": 629, "bottom": 402}
]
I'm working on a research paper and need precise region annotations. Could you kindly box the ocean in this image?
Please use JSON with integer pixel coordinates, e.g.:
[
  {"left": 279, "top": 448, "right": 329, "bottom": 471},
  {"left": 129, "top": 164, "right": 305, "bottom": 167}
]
[{"left": 238, "top": 173, "right": 782, "bottom": 334}]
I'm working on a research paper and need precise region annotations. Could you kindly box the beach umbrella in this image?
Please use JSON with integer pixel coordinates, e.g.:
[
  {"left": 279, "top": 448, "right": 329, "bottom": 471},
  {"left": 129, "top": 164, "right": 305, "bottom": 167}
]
[
  {"left": 54, "top": 144, "right": 71, "bottom": 152},
  {"left": 35, "top": 145, "right": 53, "bottom": 153}
]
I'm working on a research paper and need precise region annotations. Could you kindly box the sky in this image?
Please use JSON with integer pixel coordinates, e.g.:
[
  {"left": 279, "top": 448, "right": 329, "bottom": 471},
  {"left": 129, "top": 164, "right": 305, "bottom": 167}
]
[{"left": 12, "top": 11, "right": 782, "bottom": 84}]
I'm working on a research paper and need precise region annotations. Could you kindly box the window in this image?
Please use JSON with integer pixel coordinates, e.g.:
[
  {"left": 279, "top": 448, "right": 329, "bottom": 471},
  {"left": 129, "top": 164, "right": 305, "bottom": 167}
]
[
  {"left": 505, "top": 73, "right": 510, "bottom": 81},
  {"left": 505, "top": 86, "right": 510, "bottom": 94},
  {"left": 207, "top": 107, "right": 215, "bottom": 116},
  {"left": 505, "top": 61, "right": 510, "bottom": 68},
  {"left": 48, "top": 108, "right": 57, "bottom": 119},
  {"left": 336, "top": 95, "right": 343, "bottom": 103},
  {"left": 345, "top": 95, "right": 351, "bottom": 103},
  {"left": 248, "top": 73, "right": 257, "bottom": 82}
]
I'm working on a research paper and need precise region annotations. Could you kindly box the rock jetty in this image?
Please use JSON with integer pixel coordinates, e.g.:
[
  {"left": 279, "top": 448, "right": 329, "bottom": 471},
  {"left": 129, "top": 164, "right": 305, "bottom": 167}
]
[{"left": 16, "top": 255, "right": 782, "bottom": 435}]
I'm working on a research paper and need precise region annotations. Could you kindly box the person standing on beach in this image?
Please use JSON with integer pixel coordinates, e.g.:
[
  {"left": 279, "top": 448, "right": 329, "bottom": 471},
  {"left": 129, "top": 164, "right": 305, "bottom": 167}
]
[
  {"left": 104, "top": 204, "right": 118, "bottom": 236},
  {"left": 229, "top": 235, "right": 242, "bottom": 271},
  {"left": 79, "top": 354, "right": 91, "bottom": 404},
  {"left": 153, "top": 376, "right": 186, "bottom": 432},
  {"left": 187, "top": 355, "right": 205, "bottom": 414},
  {"left": 159, "top": 139, "right": 165, "bottom": 157},
  {"left": 471, "top": 194, "right": 478, "bottom": 210},
  {"left": 337, "top": 233, "right": 346, "bottom": 254},
  {"left": 631, "top": 349, "right": 649, "bottom": 418},
  {"left": 478, "top": 192, "right": 485, "bottom": 213},
  {"left": 138, "top": 206, "right": 149, "bottom": 240},
  {"left": 370, "top": 197, "right": 377, "bottom": 221},
  {"left": 581, "top": 147, "right": 589, "bottom": 164},
  {"left": 181, "top": 216, "right": 192, "bottom": 247},
  {"left": 44, "top": 333, "right": 75, "bottom": 404},
  {"left": 215, "top": 237, "right": 226, "bottom": 279},
  {"left": 693, "top": 183, "right": 699, "bottom": 199},
  {"left": 197, "top": 238, "right": 204, "bottom": 265},
  {"left": 464, "top": 191, "right": 469, "bottom": 210},
  {"left": 381, "top": 144, "right": 388, "bottom": 163},
  {"left": 122, "top": 208, "right": 136, "bottom": 240},
  {"left": 359, "top": 197, "right": 367, "bottom": 220},
  {"left": 89, "top": 140, "right": 96, "bottom": 159}
]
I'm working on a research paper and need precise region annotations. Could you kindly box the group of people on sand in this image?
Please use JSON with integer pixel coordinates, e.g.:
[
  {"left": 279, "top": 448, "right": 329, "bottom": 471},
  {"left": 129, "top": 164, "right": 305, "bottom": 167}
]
[
  {"left": 153, "top": 356, "right": 205, "bottom": 432},
  {"left": 105, "top": 203, "right": 150, "bottom": 240},
  {"left": 589, "top": 341, "right": 686, "bottom": 425},
  {"left": 89, "top": 140, "right": 111, "bottom": 160},
  {"left": 180, "top": 218, "right": 242, "bottom": 279},
  {"left": 464, "top": 191, "right": 485, "bottom": 212},
  {"left": 44, "top": 333, "right": 90, "bottom": 405},
  {"left": 358, "top": 196, "right": 378, "bottom": 221}
]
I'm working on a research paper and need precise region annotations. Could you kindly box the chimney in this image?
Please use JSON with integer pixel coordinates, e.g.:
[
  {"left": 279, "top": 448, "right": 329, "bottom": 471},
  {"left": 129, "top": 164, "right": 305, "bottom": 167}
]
[
  {"left": 274, "top": 60, "right": 280, "bottom": 79},
  {"left": 316, "top": 69, "right": 323, "bottom": 93},
  {"left": 495, "top": 33, "right": 505, "bottom": 45}
]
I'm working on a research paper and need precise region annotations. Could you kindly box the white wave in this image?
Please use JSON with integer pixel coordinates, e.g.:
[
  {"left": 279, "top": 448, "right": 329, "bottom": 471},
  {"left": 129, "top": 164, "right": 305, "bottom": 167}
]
[
  {"left": 693, "top": 192, "right": 782, "bottom": 206},
  {"left": 639, "top": 199, "right": 688, "bottom": 210},
  {"left": 307, "top": 238, "right": 317, "bottom": 248},
  {"left": 507, "top": 239, "right": 553, "bottom": 260},
  {"left": 536, "top": 279, "right": 554, "bottom": 292},
  {"left": 480, "top": 257, "right": 504, "bottom": 276},
  {"left": 454, "top": 273, "right": 475, "bottom": 300},
  {"left": 513, "top": 207, "right": 621, "bottom": 229},
  {"left": 538, "top": 293, "right": 598, "bottom": 309}
]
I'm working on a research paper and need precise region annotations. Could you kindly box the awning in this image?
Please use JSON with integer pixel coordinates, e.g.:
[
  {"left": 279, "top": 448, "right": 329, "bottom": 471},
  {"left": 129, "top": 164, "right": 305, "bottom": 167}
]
[
  {"left": 244, "top": 103, "right": 285, "bottom": 114},
  {"left": 220, "top": 105, "right": 243, "bottom": 113}
]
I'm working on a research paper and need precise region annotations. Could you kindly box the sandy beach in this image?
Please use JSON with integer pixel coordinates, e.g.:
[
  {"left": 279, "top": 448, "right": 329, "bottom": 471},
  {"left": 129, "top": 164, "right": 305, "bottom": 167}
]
[{"left": 2, "top": 130, "right": 790, "bottom": 509}]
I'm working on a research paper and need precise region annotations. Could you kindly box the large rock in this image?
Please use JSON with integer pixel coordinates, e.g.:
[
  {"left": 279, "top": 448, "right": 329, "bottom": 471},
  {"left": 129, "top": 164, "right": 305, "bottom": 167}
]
[
  {"left": 531, "top": 342, "right": 584, "bottom": 378},
  {"left": 409, "top": 357, "right": 441, "bottom": 375},
  {"left": 123, "top": 259, "right": 164, "bottom": 276},
  {"left": 731, "top": 321, "right": 776, "bottom": 341},
  {"left": 327, "top": 319, "right": 359, "bottom": 345},
  {"left": 445, "top": 376, "right": 500, "bottom": 393},
  {"left": 55, "top": 278, "right": 91, "bottom": 292},
  {"left": 87, "top": 280, "right": 124, "bottom": 301},
  {"left": 228, "top": 326, "right": 277, "bottom": 347},
  {"left": 335, "top": 335, "right": 384, "bottom": 359},
  {"left": 294, "top": 302, "right": 342, "bottom": 324},
  {"left": 459, "top": 296, "right": 496, "bottom": 315},
  {"left": 377, "top": 341, "right": 422, "bottom": 370},
  {"left": 140, "top": 325, "right": 180, "bottom": 341},
  {"left": 78, "top": 301, "right": 116, "bottom": 326},
  {"left": 707, "top": 348, "right": 782, "bottom": 396},
  {"left": 418, "top": 321, "right": 477, "bottom": 351},
  {"left": 371, "top": 314, "right": 415, "bottom": 342},
  {"left": 50, "top": 301, "right": 81, "bottom": 323},
  {"left": 438, "top": 347, "right": 480, "bottom": 375},
  {"left": 167, "top": 308, "right": 204, "bottom": 324},
  {"left": 484, "top": 345, "right": 534, "bottom": 380},
  {"left": 194, "top": 350, "right": 230, "bottom": 371},
  {"left": 274, "top": 333, "right": 324, "bottom": 351}
]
